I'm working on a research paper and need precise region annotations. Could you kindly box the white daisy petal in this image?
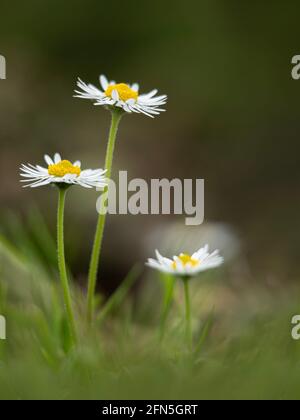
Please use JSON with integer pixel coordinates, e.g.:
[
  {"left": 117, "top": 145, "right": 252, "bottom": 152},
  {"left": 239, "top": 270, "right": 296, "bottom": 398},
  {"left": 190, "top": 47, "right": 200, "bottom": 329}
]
[
  {"left": 36, "top": 165, "right": 48, "bottom": 173},
  {"left": 111, "top": 89, "right": 119, "bottom": 101},
  {"left": 25, "top": 178, "right": 52, "bottom": 188},
  {"left": 44, "top": 155, "right": 53, "bottom": 165},
  {"left": 131, "top": 83, "right": 139, "bottom": 92},
  {"left": 126, "top": 98, "right": 136, "bottom": 106},
  {"left": 139, "top": 89, "right": 158, "bottom": 99},
  {"left": 100, "top": 75, "right": 109, "bottom": 90},
  {"left": 123, "top": 103, "right": 131, "bottom": 113},
  {"left": 54, "top": 153, "right": 61, "bottom": 164},
  {"left": 74, "top": 78, "right": 104, "bottom": 100}
]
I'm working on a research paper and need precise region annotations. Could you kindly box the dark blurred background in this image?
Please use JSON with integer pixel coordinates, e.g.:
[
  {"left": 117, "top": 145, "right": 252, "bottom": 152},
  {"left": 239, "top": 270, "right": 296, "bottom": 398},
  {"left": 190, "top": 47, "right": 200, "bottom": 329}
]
[{"left": 1, "top": 0, "right": 299, "bottom": 293}]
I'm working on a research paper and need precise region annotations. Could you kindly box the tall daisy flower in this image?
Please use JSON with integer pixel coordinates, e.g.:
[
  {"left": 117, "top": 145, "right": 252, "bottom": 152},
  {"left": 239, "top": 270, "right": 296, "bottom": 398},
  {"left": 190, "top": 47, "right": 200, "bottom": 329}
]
[
  {"left": 74, "top": 74, "right": 167, "bottom": 323},
  {"left": 20, "top": 153, "right": 107, "bottom": 345},
  {"left": 75, "top": 75, "right": 167, "bottom": 118},
  {"left": 147, "top": 245, "right": 224, "bottom": 349}
]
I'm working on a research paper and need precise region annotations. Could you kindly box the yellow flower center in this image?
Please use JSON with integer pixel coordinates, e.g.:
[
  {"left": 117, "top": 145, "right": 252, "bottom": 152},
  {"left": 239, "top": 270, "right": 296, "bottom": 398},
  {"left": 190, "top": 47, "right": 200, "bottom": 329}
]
[
  {"left": 48, "top": 160, "right": 81, "bottom": 178},
  {"left": 105, "top": 83, "right": 138, "bottom": 102},
  {"left": 172, "top": 253, "right": 200, "bottom": 269}
]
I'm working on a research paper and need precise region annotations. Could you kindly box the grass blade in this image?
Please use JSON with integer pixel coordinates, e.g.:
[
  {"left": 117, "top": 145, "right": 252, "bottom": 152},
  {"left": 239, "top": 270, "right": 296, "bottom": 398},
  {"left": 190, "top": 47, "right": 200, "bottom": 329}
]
[{"left": 97, "top": 264, "right": 142, "bottom": 323}]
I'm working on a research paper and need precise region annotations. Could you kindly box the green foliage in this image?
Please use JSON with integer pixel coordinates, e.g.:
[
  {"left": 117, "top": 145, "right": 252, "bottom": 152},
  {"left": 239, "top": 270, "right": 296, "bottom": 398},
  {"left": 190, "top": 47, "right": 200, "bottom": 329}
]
[{"left": 0, "top": 211, "right": 300, "bottom": 400}]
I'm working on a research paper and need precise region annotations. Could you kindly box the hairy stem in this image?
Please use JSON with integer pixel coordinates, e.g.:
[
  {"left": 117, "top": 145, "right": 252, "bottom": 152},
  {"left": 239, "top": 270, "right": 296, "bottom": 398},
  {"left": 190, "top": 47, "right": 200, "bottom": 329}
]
[
  {"left": 57, "top": 187, "right": 77, "bottom": 345},
  {"left": 87, "top": 110, "right": 123, "bottom": 323}
]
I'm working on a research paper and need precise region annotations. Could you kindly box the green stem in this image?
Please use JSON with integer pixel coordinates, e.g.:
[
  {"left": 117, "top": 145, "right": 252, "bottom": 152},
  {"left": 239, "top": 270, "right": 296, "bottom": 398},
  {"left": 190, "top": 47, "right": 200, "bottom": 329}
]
[
  {"left": 87, "top": 110, "right": 123, "bottom": 323},
  {"left": 57, "top": 187, "right": 77, "bottom": 345},
  {"left": 183, "top": 278, "right": 192, "bottom": 350}
]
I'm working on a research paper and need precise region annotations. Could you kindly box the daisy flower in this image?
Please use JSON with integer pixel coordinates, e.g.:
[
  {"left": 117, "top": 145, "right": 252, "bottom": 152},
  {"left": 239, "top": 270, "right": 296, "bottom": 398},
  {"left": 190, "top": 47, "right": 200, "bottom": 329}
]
[
  {"left": 148, "top": 245, "right": 224, "bottom": 349},
  {"left": 20, "top": 153, "right": 107, "bottom": 189},
  {"left": 76, "top": 74, "right": 167, "bottom": 321},
  {"left": 74, "top": 74, "right": 167, "bottom": 118},
  {"left": 147, "top": 245, "right": 224, "bottom": 277}
]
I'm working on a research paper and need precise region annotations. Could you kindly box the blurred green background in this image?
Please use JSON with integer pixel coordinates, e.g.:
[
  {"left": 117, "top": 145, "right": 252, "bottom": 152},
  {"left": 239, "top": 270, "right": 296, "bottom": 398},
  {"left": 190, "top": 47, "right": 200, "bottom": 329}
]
[{"left": 1, "top": 0, "right": 299, "bottom": 289}]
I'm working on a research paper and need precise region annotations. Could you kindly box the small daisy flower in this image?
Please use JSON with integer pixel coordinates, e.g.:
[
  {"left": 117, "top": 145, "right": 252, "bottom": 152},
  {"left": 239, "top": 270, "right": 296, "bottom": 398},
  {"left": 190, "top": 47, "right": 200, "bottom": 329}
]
[
  {"left": 20, "top": 153, "right": 107, "bottom": 189},
  {"left": 74, "top": 74, "right": 167, "bottom": 118},
  {"left": 147, "top": 245, "right": 224, "bottom": 277}
]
